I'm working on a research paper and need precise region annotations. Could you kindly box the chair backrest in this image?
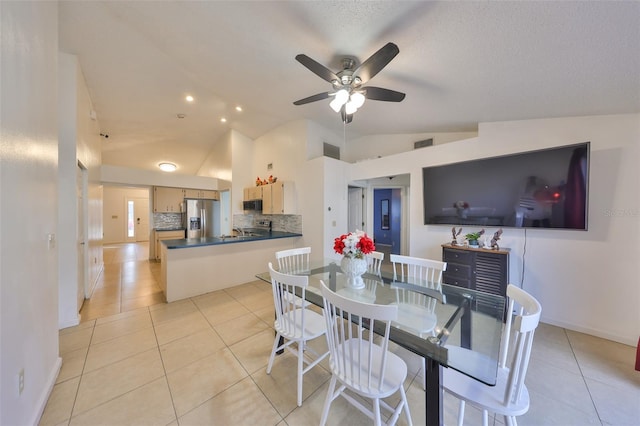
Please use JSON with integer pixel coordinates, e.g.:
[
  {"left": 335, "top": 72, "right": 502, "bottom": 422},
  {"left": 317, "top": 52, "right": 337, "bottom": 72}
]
[
  {"left": 268, "top": 262, "right": 310, "bottom": 338},
  {"left": 320, "top": 280, "right": 398, "bottom": 392},
  {"left": 390, "top": 254, "right": 447, "bottom": 309},
  {"left": 390, "top": 254, "right": 447, "bottom": 285},
  {"left": 366, "top": 251, "right": 384, "bottom": 276},
  {"left": 500, "top": 284, "right": 542, "bottom": 407},
  {"left": 275, "top": 247, "right": 311, "bottom": 274}
]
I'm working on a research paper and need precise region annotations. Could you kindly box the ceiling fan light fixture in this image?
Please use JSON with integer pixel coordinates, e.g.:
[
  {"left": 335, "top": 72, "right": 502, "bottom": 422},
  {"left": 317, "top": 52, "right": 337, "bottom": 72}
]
[
  {"left": 158, "top": 162, "right": 177, "bottom": 172},
  {"left": 334, "top": 89, "right": 349, "bottom": 104},
  {"left": 350, "top": 92, "right": 366, "bottom": 109},
  {"left": 344, "top": 100, "right": 358, "bottom": 115},
  {"left": 329, "top": 98, "right": 343, "bottom": 113}
]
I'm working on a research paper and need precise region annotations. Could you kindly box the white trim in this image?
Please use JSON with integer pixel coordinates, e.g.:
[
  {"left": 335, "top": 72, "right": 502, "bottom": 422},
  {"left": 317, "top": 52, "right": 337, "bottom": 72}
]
[{"left": 32, "top": 357, "right": 62, "bottom": 426}]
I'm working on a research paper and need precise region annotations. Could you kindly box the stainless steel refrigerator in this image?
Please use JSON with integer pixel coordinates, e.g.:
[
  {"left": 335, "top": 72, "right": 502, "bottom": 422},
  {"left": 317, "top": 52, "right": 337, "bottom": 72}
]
[{"left": 185, "top": 199, "right": 220, "bottom": 238}]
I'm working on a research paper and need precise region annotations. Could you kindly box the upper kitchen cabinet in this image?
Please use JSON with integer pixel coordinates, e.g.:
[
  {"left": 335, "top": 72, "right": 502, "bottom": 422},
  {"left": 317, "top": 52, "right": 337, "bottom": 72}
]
[
  {"left": 262, "top": 182, "right": 296, "bottom": 214},
  {"left": 184, "top": 189, "right": 219, "bottom": 200},
  {"left": 153, "top": 186, "right": 184, "bottom": 213},
  {"left": 243, "top": 186, "right": 263, "bottom": 201}
]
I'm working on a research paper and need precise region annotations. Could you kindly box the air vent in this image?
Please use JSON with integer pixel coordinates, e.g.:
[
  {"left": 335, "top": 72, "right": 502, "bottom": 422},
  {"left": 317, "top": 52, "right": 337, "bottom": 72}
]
[
  {"left": 414, "top": 138, "right": 433, "bottom": 149},
  {"left": 323, "top": 143, "right": 340, "bottom": 160}
]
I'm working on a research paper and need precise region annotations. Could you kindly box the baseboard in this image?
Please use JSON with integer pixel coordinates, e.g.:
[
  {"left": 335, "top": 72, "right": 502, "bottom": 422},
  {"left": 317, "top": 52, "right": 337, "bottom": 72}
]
[
  {"left": 542, "top": 317, "right": 636, "bottom": 347},
  {"left": 32, "top": 356, "right": 62, "bottom": 426}
]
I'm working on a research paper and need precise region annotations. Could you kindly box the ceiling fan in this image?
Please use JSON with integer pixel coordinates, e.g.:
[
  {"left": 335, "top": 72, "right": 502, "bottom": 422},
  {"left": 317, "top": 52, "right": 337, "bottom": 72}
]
[{"left": 293, "top": 42, "right": 406, "bottom": 123}]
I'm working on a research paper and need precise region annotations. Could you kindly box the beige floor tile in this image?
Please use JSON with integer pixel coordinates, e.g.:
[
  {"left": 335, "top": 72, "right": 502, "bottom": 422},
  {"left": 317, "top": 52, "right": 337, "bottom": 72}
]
[
  {"left": 160, "top": 328, "right": 226, "bottom": 373},
  {"left": 59, "top": 320, "right": 95, "bottom": 336},
  {"left": 59, "top": 327, "right": 94, "bottom": 355},
  {"left": 199, "top": 299, "right": 250, "bottom": 326},
  {"left": 94, "top": 306, "right": 149, "bottom": 325},
  {"left": 154, "top": 310, "right": 212, "bottom": 346},
  {"left": 518, "top": 388, "right": 601, "bottom": 425},
  {"left": 213, "top": 312, "right": 269, "bottom": 346},
  {"left": 73, "top": 348, "right": 165, "bottom": 415},
  {"left": 178, "top": 377, "right": 282, "bottom": 425},
  {"left": 234, "top": 291, "right": 276, "bottom": 311},
  {"left": 69, "top": 377, "right": 176, "bottom": 426},
  {"left": 254, "top": 304, "right": 276, "bottom": 326},
  {"left": 191, "top": 289, "right": 236, "bottom": 310},
  {"left": 167, "top": 347, "right": 248, "bottom": 417},
  {"left": 583, "top": 376, "right": 640, "bottom": 425},
  {"left": 80, "top": 302, "right": 121, "bottom": 322},
  {"left": 90, "top": 310, "right": 152, "bottom": 344},
  {"left": 121, "top": 291, "right": 166, "bottom": 312},
  {"left": 224, "top": 282, "right": 263, "bottom": 300},
  {"left": 149, "top": 299, "right": 198, "bottom": 324},
  {"left": 57, "top": 346, "right": 89, "bottom": 384},
  {"left": 83, "top": 327, "right": 157, "bottom": 373},
  {"left": 252, "top": 351, "right": 330, "bottom": 417},
  {"left": 39, "top": 377, "right": 80, "bottom": 426},
  {"left": 229, "top": 328, "right": 277, "bottom": 375}
]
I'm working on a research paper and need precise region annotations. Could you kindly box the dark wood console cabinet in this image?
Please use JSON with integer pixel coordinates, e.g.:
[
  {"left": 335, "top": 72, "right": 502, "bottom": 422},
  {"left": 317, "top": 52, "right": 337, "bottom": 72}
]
[{"left": 441, "top": 244, "right": 509, "bottom": 298}]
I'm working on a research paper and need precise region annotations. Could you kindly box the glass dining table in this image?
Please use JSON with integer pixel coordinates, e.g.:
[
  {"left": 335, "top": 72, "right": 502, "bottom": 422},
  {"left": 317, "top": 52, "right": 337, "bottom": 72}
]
[{"left": 256, "top": 259, "right": 506, "bottom": 426}]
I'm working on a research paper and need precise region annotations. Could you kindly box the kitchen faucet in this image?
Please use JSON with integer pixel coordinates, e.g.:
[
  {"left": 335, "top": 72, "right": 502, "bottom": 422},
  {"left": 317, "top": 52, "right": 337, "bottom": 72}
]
[{"left": 233, "top": 227, "right": 245, "bottom": 236}]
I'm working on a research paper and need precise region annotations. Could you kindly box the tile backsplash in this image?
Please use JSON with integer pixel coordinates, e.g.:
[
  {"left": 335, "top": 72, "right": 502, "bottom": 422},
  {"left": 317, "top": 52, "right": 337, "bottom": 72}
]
[
  {"left": 153, "top": 213, "right": 183, "bottom": 230},
  {"left": 233, "top": 214, "right": 302, "bottom": 234}
]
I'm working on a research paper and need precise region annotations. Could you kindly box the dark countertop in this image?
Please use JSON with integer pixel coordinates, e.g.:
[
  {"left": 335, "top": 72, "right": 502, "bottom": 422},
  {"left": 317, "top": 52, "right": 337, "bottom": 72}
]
[{"left": 163, "top": 230, "right": 302, "bottom": 249}]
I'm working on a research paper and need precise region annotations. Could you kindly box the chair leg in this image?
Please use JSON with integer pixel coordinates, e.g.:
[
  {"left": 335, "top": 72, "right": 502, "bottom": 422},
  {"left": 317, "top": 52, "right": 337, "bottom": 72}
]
[
  {"left": 297, "top": 341, "right": 304, "bottom": 406},
  {"left": 482, "top": 409, "right": 489, "bottom": 426},
  {"left": 421, "top": 357, "right": 426, "bottom": 390},
  {"left": 320, "top": 376, "right": 337, "bottom": 426},
  {"left": 373, "top": 398, "right": 382, "bottom": 426},
  {"left": 266, "top": 332, "right": 281, "bottom": 374},
  {"left": 400, "top": 383, "right": 413, "bottom": 426},
  {"left": 457, "top": 400, "right": 465, "bottom": 426}
]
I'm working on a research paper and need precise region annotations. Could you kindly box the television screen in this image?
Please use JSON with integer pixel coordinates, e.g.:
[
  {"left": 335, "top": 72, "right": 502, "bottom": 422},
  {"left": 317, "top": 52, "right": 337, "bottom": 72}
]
[{"left": 422, "top": 142, "right": 590, "bottom": 230}]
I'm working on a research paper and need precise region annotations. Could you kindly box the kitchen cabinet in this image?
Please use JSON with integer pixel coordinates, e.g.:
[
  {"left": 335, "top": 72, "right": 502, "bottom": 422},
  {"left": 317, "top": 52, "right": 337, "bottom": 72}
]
[
  {"left": 442, "top": 244, "right": 509, "bottom": 314},
  {"left": 154, "top": 229, "right": 185, "bottom": 261},
  {"left": 153, "top": 187, "right": 184, "bottom": 213},
  {"left": 262, "top": 181, "right": 296, "bottom": 214},
  {"left": 243, "top": 186, "right": 263, "bottom": 201},
  {"left": 184, "top": 189, "right": 219, "bottom": 200}
]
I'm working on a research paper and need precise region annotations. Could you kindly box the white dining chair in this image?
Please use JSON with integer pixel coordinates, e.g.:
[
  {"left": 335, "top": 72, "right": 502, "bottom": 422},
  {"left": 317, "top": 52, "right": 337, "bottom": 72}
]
[
  {"left": 390, "top": 254, "right": 447, "bottom": 390},
  {"left": 275, "top": 246, "right": 311, "bottom": 274},
  {"left": 266, "top": 263, "right": 329, "bottom": 407},
  {"left": 443, "top": 284, "right": 542, "bottom": 426},
  {"left": 319, "top": 280, "right": 412, "bottom": 426},
  {"left": 366, "top": 250, "right": 384, "bottom": 276}
]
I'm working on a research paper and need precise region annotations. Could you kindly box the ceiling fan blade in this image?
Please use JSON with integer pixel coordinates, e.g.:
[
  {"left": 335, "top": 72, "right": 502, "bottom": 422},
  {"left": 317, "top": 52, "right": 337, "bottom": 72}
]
[
  {"left": 295, "top": 54, "right": 339, "bottom": 83},
  {"left": 364, "top": 86, "right": 406, "bottom": 102},
  {"left": 353, "top": 42, "right": 399, "bottom": 84},
  {"left": 293, "top": 92, "right": 331, "bottom": 106}
]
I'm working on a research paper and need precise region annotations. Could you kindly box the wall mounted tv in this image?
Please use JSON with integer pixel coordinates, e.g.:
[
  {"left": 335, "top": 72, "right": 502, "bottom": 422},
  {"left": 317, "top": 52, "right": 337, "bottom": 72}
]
[{"left": 422, "top": 142, "right": 590, "bottom": 230}]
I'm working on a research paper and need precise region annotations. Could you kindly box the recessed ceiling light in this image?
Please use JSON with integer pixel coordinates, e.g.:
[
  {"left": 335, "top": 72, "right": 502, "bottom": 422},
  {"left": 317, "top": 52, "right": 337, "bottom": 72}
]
[
  {"left": 185, "top": 95, "right": 194, "bottom": 102},
  {"left": 177, "top": 113, "right": 186, "bottom": 119},
  {"left": 235, "top": 106, "right": 242, "bottom": 112},
  {"left": 158, "top": 162, "right": 177, "bottom": 172},
  {"left": 220, "top": 117, "right": 227, "bottom": 123}
]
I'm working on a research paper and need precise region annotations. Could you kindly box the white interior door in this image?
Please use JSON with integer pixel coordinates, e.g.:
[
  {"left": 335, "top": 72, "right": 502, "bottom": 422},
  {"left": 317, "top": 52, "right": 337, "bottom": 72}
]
[
  {"left": 348, "top": 187, "right": 364, "bottom": 232},
  {"left": 76, "top": 163, "right": 87, "bottom": 308},
  {"left": 133, "top": 197, "right": 150, "bottom": 242}
]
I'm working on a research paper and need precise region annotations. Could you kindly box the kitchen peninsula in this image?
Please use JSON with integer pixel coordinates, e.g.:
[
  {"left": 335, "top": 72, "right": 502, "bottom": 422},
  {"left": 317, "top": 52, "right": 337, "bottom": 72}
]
[{"left": 159, "top": 231, "right": 302, "bottom": 302}]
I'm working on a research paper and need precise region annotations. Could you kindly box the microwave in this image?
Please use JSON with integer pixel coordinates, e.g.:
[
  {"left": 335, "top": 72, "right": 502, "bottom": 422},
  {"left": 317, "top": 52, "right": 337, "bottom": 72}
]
[{"left": 243, "top": 199, "right": 263, "bottom": 211}]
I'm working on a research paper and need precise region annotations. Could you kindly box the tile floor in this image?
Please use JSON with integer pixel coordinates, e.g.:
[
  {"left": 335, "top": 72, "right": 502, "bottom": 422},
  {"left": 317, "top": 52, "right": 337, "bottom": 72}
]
[{"left": 41, "top": 242, "right": 639, "bottom": 425}]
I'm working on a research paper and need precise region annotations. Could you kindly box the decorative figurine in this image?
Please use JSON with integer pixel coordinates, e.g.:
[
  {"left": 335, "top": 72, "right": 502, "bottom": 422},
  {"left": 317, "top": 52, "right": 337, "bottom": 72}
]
[
  {"left": 490, "top": 228, "right": 503, "bottom": 250},
  {"left": 451, "top": 227, "right": 462, "bottom": 245}
]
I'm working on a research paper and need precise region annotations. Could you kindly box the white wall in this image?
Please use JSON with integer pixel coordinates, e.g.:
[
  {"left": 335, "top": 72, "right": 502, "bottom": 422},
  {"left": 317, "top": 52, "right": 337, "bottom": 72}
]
[
  {"left": 0, "top": 2, "right": 61, "bottom": 424},
  {"left": 345, "top": 131, "right": 479, "bottom": 163},
  {"left": 349, "top": 114, "right": 640, "bottom": 346}
]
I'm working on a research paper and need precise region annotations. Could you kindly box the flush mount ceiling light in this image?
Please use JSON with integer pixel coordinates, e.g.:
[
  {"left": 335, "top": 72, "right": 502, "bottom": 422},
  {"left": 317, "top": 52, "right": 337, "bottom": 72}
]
[
  {"left": 185, "top": 95, "right": 194, "bottom": 102},
  {"left": 235, "top": 106, "right": 243, "bottom": 112},
  {"left": 220, "top": 117, "right": 227, "bottom": 123},
  {"left": 158, "top": 162, "right": 177, "bottom": 172}
]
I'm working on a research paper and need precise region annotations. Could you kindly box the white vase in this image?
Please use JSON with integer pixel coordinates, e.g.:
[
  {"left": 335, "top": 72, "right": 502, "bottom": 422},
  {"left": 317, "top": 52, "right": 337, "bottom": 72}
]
[{"left": 340, "top": 256, "right": 367, "bottom": 289}]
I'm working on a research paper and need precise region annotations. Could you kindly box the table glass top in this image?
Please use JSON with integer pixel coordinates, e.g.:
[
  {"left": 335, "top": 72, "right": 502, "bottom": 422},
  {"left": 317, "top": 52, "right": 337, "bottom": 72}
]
[{"left": 256, "top": 259, "right": 506, "bottom": 386}]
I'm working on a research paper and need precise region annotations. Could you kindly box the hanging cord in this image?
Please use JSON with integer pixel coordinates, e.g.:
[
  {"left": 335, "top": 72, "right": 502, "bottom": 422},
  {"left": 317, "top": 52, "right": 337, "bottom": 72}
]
[{"left": 520, "top": 228, "right": 527, "bottom": 289}]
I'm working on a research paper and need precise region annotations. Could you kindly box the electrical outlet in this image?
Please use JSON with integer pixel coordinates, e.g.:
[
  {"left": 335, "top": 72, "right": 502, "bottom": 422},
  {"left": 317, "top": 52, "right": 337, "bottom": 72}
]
[{"left": 18, "top": 368, "right": 24, "bottom": 395}]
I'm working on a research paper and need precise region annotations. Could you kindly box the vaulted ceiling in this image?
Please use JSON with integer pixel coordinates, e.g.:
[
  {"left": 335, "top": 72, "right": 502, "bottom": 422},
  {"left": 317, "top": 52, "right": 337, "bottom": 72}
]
[{"left": 58, "top": 1, "right": 640, "bottom": 175}]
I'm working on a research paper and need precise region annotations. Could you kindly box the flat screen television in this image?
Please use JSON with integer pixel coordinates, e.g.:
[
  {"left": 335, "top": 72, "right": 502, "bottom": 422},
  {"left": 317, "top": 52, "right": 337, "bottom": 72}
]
[{"left": 422, "top": 142, "right": 590, "bottom": 230}]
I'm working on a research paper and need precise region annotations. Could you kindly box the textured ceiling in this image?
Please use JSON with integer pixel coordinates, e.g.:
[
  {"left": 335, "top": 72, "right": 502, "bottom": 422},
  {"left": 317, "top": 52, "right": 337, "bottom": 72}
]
[{"left": 58, "top": 1, "right": 640, "bottom": 175}]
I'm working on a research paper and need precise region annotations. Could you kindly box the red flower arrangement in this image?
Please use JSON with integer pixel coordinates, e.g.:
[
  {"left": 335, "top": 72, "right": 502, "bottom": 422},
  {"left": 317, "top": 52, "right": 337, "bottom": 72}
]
[{"left": 333, "top": 230, "right": 375, "bottom": 259}]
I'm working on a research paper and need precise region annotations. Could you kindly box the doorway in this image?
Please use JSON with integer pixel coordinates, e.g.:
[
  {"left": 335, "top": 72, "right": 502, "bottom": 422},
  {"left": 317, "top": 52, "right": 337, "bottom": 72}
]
[
  {"left": 126, "top": 197, "right": 150, "bottom": 242},
  {"left": 348, "top": 186, "right": 365, "bottom": 232},
  {"left": 77, "top": 162, "right": 88, "bottom": 308},
  {"left": 373, "top": 188, "right": 402, "bottom": 255}
]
